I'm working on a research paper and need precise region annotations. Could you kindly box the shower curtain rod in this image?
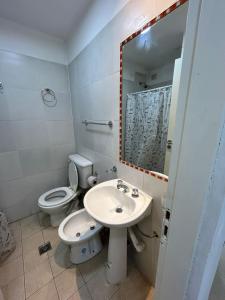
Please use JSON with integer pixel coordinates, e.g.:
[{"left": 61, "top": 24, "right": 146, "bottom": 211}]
[{"left": 128, "top": 84, "right": 172, "bottom": 96}]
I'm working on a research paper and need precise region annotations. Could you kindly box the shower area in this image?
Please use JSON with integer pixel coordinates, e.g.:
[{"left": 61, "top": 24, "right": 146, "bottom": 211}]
[
  {"left": 124, "top": 85, "right": 172, "bottom": 173},
  {"left": 122, "top": 55, "right": 181, "bottom": 175}
]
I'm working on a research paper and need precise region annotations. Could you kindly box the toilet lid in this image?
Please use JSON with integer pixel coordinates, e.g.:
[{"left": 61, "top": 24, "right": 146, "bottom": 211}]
[
  {"left": 38, "top": 187, "right": 75, "bottom": 208},
  {"left": 68, "top": 161, "right": 78, "bottom": 191}
]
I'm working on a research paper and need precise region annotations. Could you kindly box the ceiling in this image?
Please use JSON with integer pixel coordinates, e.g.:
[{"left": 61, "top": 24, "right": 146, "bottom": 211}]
[
  {"left": 0, "top": 0, "right": 93, "bottom": 39},
  {"left": 123, "top": 4, "right": 188, "bottom": 69}
]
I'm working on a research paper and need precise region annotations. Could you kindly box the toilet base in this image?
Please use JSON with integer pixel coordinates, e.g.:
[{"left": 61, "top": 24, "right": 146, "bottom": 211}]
[
  {"left": 70, "top": 234, "right": 103, "bottom": 264},
  {"left": 50, "top": 212, "right": 66, "bottom": 227}
]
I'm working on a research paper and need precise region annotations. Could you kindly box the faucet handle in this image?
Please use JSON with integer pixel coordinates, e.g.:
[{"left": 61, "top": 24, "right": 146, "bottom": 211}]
[{"left": 132, "top": 188, "right": 139, "bottom": 198}]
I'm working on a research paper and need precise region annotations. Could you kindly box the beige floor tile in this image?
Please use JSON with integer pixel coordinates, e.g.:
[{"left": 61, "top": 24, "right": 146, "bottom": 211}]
[
  {"left": 26, "top": 280, "right": 59, "bottom": 300},
  {"left": 9, "top": 221, "right": 22, "bottom": 242},
  {"left": 48, "top": 239, "right": 65, "bottom": 258},
  {"left": 79, "top": 248, "right": 107, "bottom": 283},
  {"left": 42, "top": 227, "right": 61, "bottom": 257},
  {"left": 42, "top": 226, "right": 59, "bottom": 242},
  {"left": 68, "top": 285, "right": 91, "bottom": 300},
  {"left": 22, "top": 231, "right": 44, "bottom": 254},
  {"left": 25, "top": 259, "right": 53, "bottom": 298},
  {"left": 21, "top": 215, "right": 41, "bottom": 239},
  {"left": 115, "top": 267, "right": 152, "bottom": 300},
  {"left": 86, "top": 268, "right": 119, "bottom": 300},
  {"left": 54, "top": 268, "right": 85, "bottom": 300},
  {"left": 49, "top": 244, "right": 72, "bottom": 277},
  {"left": 2, "top": 275, "right": 25, "bottom": 300},
  {"left": 23, "top": 248, "right": 48, "bottom": 273},
  {"left": 0, "top": 256, "right": 23, "bottom": 287}
]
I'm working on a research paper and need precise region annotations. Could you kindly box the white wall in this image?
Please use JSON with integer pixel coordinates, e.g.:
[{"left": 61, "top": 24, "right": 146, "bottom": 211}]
[
  {"left": 68, "top": 0, "right": 177, "bottom": 284},
  {"left": 67, "top": 0, "right": 131, "bottom": 63},
  {"left": 0, "top": 17, "right": 67, "bottom": 64},
  {"left": 123, "top": 59, "right": 148, "bottom": 82},
  {"left": 0, "top": 50, "right": 75, "bottom": 222},
  {"left": 147, "top": 61, "right": 175, "bottom": 87}
]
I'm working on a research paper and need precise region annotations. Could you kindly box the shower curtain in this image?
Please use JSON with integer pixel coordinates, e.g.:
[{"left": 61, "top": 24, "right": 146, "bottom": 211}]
[{"left": 124, "top": 86, "right": 172, "bottom": 173}]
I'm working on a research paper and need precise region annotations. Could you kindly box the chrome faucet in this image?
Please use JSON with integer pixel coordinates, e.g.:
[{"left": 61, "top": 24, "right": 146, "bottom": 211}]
[{"left": 117, "top": 180, "right": 129, "bottom": 193}]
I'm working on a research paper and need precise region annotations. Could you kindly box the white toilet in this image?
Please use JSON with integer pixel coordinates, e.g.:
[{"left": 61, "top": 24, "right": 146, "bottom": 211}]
[
  {"left": 58, "top": 208, "right": 103, "bottom": 264},
  {"left": 38, "top": 154, "right": 93, "bottom": 227}
]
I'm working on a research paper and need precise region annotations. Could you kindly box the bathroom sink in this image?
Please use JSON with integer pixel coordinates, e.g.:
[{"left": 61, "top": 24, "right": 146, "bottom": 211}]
[
  {"left": 84, "top": 179, "right": 152, "bottom": 284},
  {"left": 84, "top": 179, "right": 152, "bottom": 228}
]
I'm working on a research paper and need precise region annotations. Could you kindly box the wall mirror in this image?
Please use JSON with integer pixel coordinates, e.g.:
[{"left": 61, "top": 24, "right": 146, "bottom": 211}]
[{"left": 119, "top": 0, "right": 188, "bottom": 177}]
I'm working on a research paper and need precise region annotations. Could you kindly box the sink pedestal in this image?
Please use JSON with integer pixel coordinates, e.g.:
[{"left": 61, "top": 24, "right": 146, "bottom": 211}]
[{"left": 106, "top": 228, "right": 127, "bottom": 284}]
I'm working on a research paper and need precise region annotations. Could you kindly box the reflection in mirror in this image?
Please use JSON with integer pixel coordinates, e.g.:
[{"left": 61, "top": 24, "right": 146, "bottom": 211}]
[{"left": 121, "top": 2, "right": 188, "bottom": 176}]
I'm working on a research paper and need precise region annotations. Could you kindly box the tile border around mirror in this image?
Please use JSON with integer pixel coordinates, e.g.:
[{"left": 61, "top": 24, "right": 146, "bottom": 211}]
[{"left": 119, "top": 0, "right": 188, "bottom": 183}]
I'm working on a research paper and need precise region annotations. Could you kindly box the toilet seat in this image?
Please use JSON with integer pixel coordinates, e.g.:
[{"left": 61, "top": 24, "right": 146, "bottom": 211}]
[{"left": 38, "top": 187, "right": 76, "bottom": 208}]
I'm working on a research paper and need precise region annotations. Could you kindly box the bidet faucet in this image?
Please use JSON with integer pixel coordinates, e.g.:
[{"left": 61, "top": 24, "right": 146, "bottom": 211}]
[{"left": 117, "top": 180, "right": 129, "bottom": 193}]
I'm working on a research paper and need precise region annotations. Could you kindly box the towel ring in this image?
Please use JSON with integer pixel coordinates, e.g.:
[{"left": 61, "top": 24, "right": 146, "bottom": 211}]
[{"left": 41, "top": 88, "right": 57, "bottom": 107}]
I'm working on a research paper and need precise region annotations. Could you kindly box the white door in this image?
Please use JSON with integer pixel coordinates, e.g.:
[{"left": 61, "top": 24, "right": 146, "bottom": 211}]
[{"left": 154, "top": 0, "right": 225, "bottom": 299}]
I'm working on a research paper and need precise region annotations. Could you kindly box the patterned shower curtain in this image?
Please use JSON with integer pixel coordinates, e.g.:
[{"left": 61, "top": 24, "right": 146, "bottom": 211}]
[{"left": 124, "top": 86, "right": 172, "bottom": 173}]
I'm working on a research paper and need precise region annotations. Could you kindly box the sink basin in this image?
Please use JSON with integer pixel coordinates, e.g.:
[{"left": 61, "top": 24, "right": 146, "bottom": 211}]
[
  {"left": 84, "top": 180, "right": 152, "bottom": 228},
  {"left": 84, "top": 179, "right": 152, "bottom": 284}
]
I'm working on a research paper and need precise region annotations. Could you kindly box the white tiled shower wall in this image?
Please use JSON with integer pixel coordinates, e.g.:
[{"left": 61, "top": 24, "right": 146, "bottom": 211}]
[
  {"left": 0, "top": 50, "right": 75, "bottom": 222},
  {"left": 68, "top": 0, "right": 176, "bottom": 284}
]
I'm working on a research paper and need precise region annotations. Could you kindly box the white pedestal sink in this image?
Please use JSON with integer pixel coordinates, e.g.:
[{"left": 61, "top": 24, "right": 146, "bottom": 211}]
[{"left": 84, "top": 179, "right": 152, "bottom": 284}]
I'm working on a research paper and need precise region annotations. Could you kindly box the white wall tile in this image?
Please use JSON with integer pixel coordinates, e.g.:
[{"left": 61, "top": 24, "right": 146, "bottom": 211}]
[
  {"left": 0, "top": 151, "right": 22, "bottom": 181},
  {"left": 0, "top": 95, "right": 10, "bottom": 120},
  {"left": 3, "top": 200, "right": 35, "bottom": 222},
  {"left": 117, "top": 163, "right": 143, "bottom": 188},
  {"left": 6, "top": 88, "right": 45, "bottom": 121},
  {"left": 0, "top": 50, "right": 69, "bottom": 92},
  {"left": 43, "top": 92, "right": 73, "bottom": 121},
  {"left": 2, "top": 168, "right": 67, "bottom": 222},
  {"left": 19, "top": 148, "right": 52, "bottom": 177},
  {"left": 0, "top": 121, "right": 16, "bottom": 152},
  {"left": 0, "top": 50, "right": 75, "bottom": 222},
  {"left": 50, "top": 144, "right": 75, "bottom": 171},
  {"left": 14, "top": 121, "right": 49, "bottom": 150},
  {"left": 93, "top": 152, "right": 117, "bottom": 183},
  {"left": 0, "top": 177, "right": 32, "bottom": 209},
  {"left": 0, "top": 50, "right": 40, "bottom": 90},
  {"left": 91, "top": 75, "right": 115, "bottom": 121},
  {"left": 47, "top": 121, "right": 74, "bottom": 146}
]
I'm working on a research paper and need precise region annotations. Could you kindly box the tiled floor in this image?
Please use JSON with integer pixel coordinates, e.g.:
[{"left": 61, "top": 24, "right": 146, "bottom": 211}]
[{"left": 0, "top": 213, "right": 154, "bottom": 300}]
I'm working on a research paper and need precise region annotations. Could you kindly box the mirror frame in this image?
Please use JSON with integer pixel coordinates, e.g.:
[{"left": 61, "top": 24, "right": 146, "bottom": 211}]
[{"left": 119, "top": 0, "right": 188, "bottom": 182}]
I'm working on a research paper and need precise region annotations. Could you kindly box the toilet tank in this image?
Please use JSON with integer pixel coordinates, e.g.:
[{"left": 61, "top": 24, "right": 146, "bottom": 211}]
[{"left": 69, "top": 154, "right": 92, "bottom": 189}]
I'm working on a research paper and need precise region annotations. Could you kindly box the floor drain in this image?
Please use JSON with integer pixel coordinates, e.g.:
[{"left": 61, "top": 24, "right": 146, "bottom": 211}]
[
  {"left": 115, "top": 207, "right": 123, "bottom": 213},
  {"left": 76, "top": 232, "right": 81, "bottom": 237},
  {"left": 38, "top": 241, "right": 52, "bottom": 255}
]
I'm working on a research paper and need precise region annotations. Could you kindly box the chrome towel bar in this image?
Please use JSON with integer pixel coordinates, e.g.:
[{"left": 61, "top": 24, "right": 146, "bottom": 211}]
[{"left": 82, "top": 120, "right": 113, "bottom": 128}]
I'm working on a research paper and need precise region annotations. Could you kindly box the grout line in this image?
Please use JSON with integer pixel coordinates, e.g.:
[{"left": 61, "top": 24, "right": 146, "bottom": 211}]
[
  {"left": 46, "top": 231, "right": 61, "bottom": 300},
  {"left": 25, "top": 279, "right": 55, "bottom": 300},
  {"left": 84, "top": 282, "right": 94, "bottom": 300}
]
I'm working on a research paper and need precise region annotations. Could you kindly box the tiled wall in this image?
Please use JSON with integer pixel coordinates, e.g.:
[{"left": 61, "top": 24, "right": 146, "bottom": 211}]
[
  {"left": 68, "top": 0, "right": 175, "bottom": 285},
  {"left": 0, "top": 50, "right": 75, "bottom": 222}
]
